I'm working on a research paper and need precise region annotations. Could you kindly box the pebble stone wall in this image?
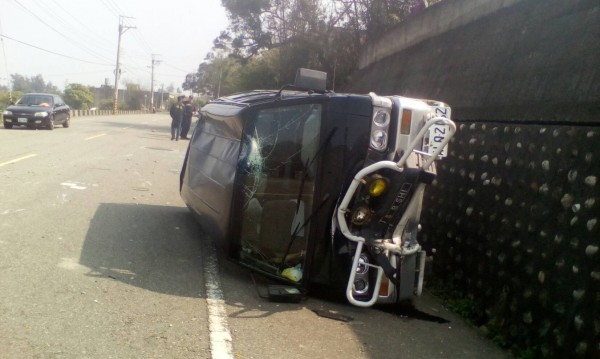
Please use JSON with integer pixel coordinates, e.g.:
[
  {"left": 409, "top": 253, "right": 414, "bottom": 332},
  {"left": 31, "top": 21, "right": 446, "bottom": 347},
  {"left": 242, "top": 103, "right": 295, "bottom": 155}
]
[{"left": 421, "top": 121, "right": 599, "bottom": 358}]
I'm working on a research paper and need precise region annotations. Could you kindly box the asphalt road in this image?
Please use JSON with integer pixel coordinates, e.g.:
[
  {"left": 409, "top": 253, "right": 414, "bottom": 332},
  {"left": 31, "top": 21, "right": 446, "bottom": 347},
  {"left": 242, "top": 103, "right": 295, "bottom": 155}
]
[{"left": 0, "top": 114, "right": 510, "bottom": 359}]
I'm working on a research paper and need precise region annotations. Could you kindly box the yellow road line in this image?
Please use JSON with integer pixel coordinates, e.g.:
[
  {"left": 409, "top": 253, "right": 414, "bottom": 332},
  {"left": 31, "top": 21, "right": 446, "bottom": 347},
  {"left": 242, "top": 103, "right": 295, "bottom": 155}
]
[
  {"left": 85, "top": 133, "right": 106, "bottom": 140},
  {"left": 0, "top": 154, "right": 38, "bottom": 167}
]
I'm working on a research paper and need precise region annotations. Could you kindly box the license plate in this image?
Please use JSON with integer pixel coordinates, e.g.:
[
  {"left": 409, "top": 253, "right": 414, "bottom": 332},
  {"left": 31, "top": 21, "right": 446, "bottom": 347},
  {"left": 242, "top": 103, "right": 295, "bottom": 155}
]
[
  {"left": 18, "top": 118, "right": 28, "bottom": 123},
  {"left": 427, "top": 124, "right": 449, "bottom": 157}
]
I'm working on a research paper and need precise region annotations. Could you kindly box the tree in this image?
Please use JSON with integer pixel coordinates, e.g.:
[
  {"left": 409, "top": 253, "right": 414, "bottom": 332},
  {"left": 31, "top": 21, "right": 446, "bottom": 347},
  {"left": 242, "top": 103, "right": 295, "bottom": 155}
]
[
  {"left": 64, "top": 84, "right": 94, "bottom": 110},
  {"left": 10, "top": 74, "right": 60, "bottom": 94},
  {"left": 193, "top": 55, "right": 241, "bottom": 98},
  {"left": 10, "top": 74, "right": 61, "bottom": 94},
  {"left": 209, "top": 0, "right": 441, "bottom": 93},
  {"left": 0, "top": 91, "right": 24, "bottom": 111},
  {"left": 123, "top": 82, "right": 143, "bottom": 110}
]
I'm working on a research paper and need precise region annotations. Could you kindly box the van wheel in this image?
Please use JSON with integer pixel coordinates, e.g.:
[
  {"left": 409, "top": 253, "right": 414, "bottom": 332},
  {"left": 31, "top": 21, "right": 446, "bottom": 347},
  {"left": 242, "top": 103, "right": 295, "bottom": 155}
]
[
  {"left": 47, "top": 117, "right": 54, "bottom": 130},
  {"left": 4, "top": 123, "right": 12, "bottom": 129},
  {"left": 63, "top": 116, "right": 70, "bottom": 128}
]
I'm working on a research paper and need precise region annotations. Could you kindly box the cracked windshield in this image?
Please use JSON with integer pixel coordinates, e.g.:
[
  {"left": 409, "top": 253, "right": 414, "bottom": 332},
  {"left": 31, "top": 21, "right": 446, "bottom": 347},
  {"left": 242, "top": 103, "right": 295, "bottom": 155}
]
[{"left": 239, "top": 104, "right": 321, "bottom": 281}]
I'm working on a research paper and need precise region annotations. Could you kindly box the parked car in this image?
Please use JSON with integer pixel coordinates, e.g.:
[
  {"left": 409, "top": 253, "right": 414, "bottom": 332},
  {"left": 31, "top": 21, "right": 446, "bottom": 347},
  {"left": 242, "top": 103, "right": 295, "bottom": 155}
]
[{"left": 3, "top": 93, "right": 70, "bottom": 130}]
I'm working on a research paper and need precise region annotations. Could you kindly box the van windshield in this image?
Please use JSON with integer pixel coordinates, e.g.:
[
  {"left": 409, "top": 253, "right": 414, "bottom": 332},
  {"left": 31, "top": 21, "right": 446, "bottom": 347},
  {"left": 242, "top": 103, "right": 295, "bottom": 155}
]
[{"left": 237, "top": 103, "right": 322, "bottom": 281}]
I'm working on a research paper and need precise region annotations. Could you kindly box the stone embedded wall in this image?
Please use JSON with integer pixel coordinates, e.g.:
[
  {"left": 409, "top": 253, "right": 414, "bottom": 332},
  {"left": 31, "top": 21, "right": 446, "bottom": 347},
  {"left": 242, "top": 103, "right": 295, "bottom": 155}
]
[{"left": 420, "top": 121, "right": 599, "bottom": 357}]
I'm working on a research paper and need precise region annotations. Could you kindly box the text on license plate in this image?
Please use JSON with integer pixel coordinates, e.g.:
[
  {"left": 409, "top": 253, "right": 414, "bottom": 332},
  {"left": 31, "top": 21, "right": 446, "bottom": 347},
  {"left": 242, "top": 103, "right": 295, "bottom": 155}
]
[
  {"left": 18, "top": 118, "right": 28, "bottom": 123},
  {"left": 427, "top": 124, "right": 449, "bottom": 157}
]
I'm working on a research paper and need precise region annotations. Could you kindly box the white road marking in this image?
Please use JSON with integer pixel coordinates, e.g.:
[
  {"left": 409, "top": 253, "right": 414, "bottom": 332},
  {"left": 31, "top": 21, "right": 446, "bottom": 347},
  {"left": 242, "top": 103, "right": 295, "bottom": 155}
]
[
  {"left": 1, "top": 209, "right": 26, "bottom": 215},
  {"left": 0, "top": 154, "right": 37, "bottom": 167},
  {"left": 85, "top": 133, "right": 106, "bottom": 140},
  {"left": 202, "top": 240, "right": 234, "bottom": 359},
  {"left": 61, "top": 181, "right": 87, "bottom": 190}
]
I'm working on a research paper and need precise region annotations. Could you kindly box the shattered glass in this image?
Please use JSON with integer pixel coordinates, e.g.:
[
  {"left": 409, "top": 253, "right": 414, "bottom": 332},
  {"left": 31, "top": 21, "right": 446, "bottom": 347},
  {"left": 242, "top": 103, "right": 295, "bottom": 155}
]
[{"left": 237, "top": 104, "right": 322, "bottom": 279}]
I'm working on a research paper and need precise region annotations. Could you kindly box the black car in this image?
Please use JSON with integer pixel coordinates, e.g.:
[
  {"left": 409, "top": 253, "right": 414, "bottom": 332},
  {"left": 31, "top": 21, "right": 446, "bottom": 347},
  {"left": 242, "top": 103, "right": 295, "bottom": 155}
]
[
  {"left": 3, "top": 93, "right": 70, "bottom": 130},
  {"left": 180, "top": 69, "right": 456, "bottom": 307}
]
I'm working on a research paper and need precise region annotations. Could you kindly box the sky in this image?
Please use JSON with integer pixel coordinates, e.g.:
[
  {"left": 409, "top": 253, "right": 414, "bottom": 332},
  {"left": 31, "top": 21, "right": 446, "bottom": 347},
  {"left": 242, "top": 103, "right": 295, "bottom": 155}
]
[{"left": 0, "top": 0, "right": 230, "bottom": 91}]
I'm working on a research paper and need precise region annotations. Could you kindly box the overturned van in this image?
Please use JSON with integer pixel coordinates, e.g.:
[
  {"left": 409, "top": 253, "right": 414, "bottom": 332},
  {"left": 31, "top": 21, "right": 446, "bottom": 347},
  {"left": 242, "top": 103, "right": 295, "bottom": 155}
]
[{"left": 180, "top": 69, "right": 455, "bottom": 307}]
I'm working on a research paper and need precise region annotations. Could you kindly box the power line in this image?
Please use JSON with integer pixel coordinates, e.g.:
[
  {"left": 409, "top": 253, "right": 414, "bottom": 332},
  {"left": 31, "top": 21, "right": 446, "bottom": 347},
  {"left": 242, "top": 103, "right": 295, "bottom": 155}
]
[
  {"left": 0, "top": 34, "right": 113, "bottom": 66},
  {"left": 98, "top": 0, "right": 120, "bottom": 17},
  {"left": 105, "top": 0, "right": 125, "bottom": 17},
  {"left": 163, "top": 62, "right": 193, "bottom": 73},
  {"left": 11, "top": 0, "right": 114, "bottom": 64},
  {"left": 131, "top": 30, "right": 153, "bottom": 55},
  {"left": 48, "top": 0, "right": 115, "bottom": 51}
]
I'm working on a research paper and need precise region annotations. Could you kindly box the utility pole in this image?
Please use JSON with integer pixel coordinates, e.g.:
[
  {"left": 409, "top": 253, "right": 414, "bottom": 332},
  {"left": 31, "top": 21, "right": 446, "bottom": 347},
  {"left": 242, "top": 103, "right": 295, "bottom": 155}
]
[
  {"left": 113, "top": 16, "right": 135, "bottom": 115},
  {"left": 150, "top": 54, "right": 161, "bottom": 112},
  {"left": 160, "top": 84, "right": 164, "bottom": 110}
]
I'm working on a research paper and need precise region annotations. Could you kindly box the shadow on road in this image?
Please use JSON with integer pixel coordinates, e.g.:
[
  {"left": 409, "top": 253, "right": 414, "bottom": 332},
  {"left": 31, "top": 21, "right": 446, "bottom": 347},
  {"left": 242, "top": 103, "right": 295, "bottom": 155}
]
[
  {"left": 79, "top": 203, "right": 205, "bottom": 298},
  {"left": 97, "top": 120, "right": 172, "bottom": 133},
  {"left": 80, "top": 203, "right": 506, "bottom": 358}
]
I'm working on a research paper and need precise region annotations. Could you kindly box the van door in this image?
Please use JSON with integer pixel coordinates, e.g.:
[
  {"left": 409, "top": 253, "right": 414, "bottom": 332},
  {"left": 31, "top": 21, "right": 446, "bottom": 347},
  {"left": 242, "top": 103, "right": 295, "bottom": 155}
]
[{"left": 234, "top": 103, "right": 322, "bottom": 282}]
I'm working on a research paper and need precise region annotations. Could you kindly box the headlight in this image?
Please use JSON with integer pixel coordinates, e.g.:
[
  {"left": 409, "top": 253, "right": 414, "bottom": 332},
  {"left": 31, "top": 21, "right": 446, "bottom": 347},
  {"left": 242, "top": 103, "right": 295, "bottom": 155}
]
[
  {"left": 357, "top": 254, "right": 369, "bottom": 274},
  {"left": 370, "top": 129, "right": 388, "bottom": 150},
  {"left": 373, "top": 110, "right": 390, "bottom": 127},
  {"left": 351, "top": 205, "right": 372, "bottom": 225},
  {"left": 3, "top": 110, "right": 12, "bottom": 115},
  {"left": 34, "top": 112, "right": 49, "bottom": 117}
]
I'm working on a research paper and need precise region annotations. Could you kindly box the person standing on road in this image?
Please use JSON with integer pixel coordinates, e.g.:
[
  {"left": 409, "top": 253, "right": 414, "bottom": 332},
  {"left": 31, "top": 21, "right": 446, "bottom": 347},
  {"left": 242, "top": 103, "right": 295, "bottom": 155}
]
[
  {"left": 181, "top": 95, "right": 195, "bottom": 140},
  {"left": 169, "top": 96, "right": 185, "bottom": 141}
]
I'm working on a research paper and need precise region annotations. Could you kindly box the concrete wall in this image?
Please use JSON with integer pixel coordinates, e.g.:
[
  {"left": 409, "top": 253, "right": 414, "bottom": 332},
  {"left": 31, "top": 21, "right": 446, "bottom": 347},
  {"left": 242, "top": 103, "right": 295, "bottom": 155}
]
[
  {"left": 346, "top": 0, "right": 599, "bottom": 357},
  {"left": 347, "top": 0, "right": 600, "bottom": 122},
  {"left": 70, "top": 110, "right": 146, "bottom": 117}
]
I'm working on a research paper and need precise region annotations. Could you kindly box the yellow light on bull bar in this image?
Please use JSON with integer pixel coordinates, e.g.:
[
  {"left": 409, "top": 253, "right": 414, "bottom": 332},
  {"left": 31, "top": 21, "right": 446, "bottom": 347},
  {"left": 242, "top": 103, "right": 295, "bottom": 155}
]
[{"left": 368, "top": 177, "right": 388, "bottom": 197}]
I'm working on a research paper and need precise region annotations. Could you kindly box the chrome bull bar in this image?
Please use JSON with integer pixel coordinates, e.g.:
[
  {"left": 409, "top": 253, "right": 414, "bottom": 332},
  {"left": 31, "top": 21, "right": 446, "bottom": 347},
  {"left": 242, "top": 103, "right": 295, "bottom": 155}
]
[{"left": 337, "top": 117, "right": 456, "bottom": 307}]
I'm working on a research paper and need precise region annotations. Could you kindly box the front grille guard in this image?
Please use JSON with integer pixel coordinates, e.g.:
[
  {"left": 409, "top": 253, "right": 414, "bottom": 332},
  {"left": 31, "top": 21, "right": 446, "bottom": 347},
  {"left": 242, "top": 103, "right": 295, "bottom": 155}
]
[{"left": 337, "top": 117, "right": 456, "bottom": 307}]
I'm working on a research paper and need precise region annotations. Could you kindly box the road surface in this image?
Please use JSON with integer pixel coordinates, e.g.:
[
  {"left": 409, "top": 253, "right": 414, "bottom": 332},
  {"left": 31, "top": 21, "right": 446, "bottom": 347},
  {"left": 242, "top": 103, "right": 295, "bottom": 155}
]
[{"left": 0, "top": 113, "right": 510, "bottom": 358}]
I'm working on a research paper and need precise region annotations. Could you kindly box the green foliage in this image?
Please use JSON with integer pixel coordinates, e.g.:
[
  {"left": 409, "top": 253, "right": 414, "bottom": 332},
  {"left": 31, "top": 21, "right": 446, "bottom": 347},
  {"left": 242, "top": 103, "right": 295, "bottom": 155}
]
[
  {"left": 237, "top": 50, "right": 280, "bottom": 90},
  {"left": 194, "top": 56, "right": 241, "bottom": 98},
  {"left": 183, "top": 1, "right": 442, "bottom": 99},
  {"left": 64, "top": 84, "right": 94, "bottom": 110},
  {"left": 123, "top": 83, "right": 143, "bottom": 110},
  {"left": 98, "top": 100, "right": 114, "bottom": 111},
  {"left": 0, "top": 91, "right": 24, "bottom": 111},
  {"left": 10, "top": 74, "right": 60, "bottom": 94},
  {"left": 427, "top": 279, "right": 478, "bottom": 323},
  {"left": 209, "top": 0, "right": 424, "bottom": 93}
]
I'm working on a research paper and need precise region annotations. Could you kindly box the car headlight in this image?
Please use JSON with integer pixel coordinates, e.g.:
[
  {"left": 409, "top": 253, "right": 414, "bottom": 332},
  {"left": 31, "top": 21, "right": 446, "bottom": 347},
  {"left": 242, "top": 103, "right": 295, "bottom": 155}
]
[
  {"left": 370, "top": 129, "right": 388, "bottom": 150},
  {"left": 34, "top": 112, "right": 49, "bottom": 117},
  {"left": 357, "top": 254, "right": 369, "bottom": 274},
  {"left": 3, "top": 110, "right": 12, "bottom": 115},
  {"left": 351, "top": 205, "right": 372, "bottom": 226},
  {"left": 373, "top": 110, "right": 390, "bottom": 127},
  {"left": 369, "top": 107, "right": 391, "bottom": 151}
]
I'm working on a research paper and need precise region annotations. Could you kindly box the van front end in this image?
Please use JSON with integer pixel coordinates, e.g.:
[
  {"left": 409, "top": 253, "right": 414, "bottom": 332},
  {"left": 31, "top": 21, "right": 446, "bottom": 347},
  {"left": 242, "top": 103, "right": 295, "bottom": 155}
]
[{"left": 336, "top": 94, "right": 456, "bottom": 307}]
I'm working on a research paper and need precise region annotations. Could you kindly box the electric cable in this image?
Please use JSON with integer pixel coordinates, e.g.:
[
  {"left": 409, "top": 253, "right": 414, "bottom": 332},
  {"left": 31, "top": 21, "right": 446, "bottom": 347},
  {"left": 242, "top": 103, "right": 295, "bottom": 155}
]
[
  {"left": 47, "top": 0, "right": 116, "bottom": 51},
  {"left": 10, "top": 0, "right": 114, "bottom": 64},
  {"left": 0, "top": 34, "right": 113, "bottom": 66}
]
